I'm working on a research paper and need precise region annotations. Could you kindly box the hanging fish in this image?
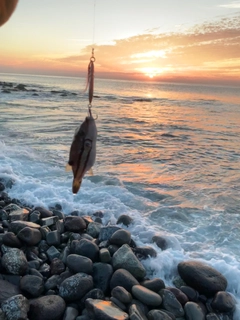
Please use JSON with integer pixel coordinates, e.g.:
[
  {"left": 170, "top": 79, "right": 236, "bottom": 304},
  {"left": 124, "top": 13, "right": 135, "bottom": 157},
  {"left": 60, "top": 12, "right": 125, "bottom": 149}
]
[{"left": 66, "top": 109, "right": 97, "bottom": 194}]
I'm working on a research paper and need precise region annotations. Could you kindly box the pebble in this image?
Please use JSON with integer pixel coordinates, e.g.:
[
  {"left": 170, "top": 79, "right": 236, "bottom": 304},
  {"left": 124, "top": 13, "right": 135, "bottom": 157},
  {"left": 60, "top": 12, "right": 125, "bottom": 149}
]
[
  {"left": 66, "top": 254, "right": 93, "bottom": 274},
  {"left": 132, "top": 285, "right": 162, "bottom": 306}
]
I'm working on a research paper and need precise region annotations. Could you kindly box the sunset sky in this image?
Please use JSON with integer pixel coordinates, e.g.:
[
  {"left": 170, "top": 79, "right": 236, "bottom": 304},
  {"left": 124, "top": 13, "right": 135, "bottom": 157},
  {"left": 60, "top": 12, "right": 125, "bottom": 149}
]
[{"left": 1, "top": 0, "right": 240, "bottom": 85}]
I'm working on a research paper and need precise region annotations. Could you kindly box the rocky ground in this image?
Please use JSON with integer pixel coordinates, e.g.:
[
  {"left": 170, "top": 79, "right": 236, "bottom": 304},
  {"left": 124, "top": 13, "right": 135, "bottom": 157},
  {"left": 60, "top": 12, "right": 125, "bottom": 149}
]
[{"left": 0, "top": 177, "right": 237, "bottom": 320}]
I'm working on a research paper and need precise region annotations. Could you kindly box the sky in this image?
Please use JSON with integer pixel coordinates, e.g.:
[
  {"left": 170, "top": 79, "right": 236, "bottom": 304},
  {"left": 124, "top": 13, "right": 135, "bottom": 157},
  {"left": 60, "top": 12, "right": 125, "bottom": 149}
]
[{"left": 0, "top": 0, "right": 240, "bottom": 85}]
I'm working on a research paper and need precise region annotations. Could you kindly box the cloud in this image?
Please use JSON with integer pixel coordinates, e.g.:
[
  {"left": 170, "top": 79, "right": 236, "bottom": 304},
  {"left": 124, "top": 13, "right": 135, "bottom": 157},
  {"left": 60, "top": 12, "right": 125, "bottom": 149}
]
[{"left": 219, "top": 1, "right": 240, "bottom": 8}]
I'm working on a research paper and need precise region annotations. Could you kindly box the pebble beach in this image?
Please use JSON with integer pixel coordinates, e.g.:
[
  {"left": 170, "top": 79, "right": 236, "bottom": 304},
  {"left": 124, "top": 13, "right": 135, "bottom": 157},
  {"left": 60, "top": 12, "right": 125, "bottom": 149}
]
[{"left": 0, "top": 177, "right": 237, "bottom": 320}]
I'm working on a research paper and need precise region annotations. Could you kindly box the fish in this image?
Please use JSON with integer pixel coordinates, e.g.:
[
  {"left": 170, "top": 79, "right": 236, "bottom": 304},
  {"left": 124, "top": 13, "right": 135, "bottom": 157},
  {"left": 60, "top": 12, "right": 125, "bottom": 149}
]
[{"left": 66, "top": 109, "right": 97, "bottom": 194}]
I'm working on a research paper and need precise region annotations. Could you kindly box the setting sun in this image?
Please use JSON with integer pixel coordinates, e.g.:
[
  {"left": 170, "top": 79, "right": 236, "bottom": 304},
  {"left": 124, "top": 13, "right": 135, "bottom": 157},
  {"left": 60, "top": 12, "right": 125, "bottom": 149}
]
[{"left": 136, "top": 67, "right": 164, "bottom": 78}]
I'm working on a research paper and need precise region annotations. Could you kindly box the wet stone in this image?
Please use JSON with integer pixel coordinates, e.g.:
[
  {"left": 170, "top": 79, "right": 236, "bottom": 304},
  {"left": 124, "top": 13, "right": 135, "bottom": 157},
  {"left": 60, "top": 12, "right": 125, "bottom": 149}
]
[
  {"left": 132, "top": 285, "right": 162, "bottom": 307},
  {"left": 59, "top": 273, "right": 93, "bottom": 301},
  {"left": 129, "top": 303, "right": 148, "bottom": 320},
  {"left": 40, "top": 216, "right": 59, "bottom": 227},
  {"left": 178, "top": 260, "right": 228, "bottom": 297},
  {"left": 45, "top": 275, "right": 60, "bottom": 291},
  {"left": 206, "top": 313, "right": 221, "bottom": 320},
  {"left": 160, "top": 288, "right": 185, "bottom": 318},
  {"left": 110, "top": 296, "right": 127, "bottom": 311},
  {"left": 64, "top": 216, "right": 86, "bottom": 232},
  {"left": 110, "top": 269, "right": 139, "bottom": 292},
  {"left": 35, "top": 206, "right": 53, "bottom": 218},
  {"left": 1, "top": 294, "right": 29, "bottom": 320},
  {"left": 2, "top": 232, "right": 22, "bottom": 248},
  {"left": 98, "top": 226, "right": 121, "bottom": 242},
  {"left": 109, "top": 229, "right": 131, "bottom": 246},
  {"left": 20, "top": 275, "right": 44, "bottom": 297},
  {"left": 52, "top": 209, "right": 65, "bottom": 220},
  {"left": 67, "top": 254, "right": 93, "bottom": 274},
  {"left": 8, "top": 208, "right": 30, "bottom": 222},
  {"left": 180, "top": 285, "right": 199, "bottom": 302},
  {"left": 184, "top": 301, "right": 206, "bottom": 320},
  {"left": 28, "top": 295, "right": 66, "bottom": 320},
  {"left": 29, "top": 211, "right": 40, "bottom": 223},
  {"left": 71, "top": 238, "right": 99, "bottom": 262},
  {"left": 141, "top": 278, "right": 165, "bottom": 293},
  {"left": 81, "top": 288, "right": 105, "bottom": 305},
  {"left": 50, "top": 258, "right": 65, "bottom": 275},
  {"left": 112, "top": 244, "right": 146, "bottom": 279},
  {"left": 9, "top": 220, "right": 40, "bottom": 234},
  {"left": 39, "top": 263, "right": 51, "bottom": 278},
  {"left": 0, "top": 279, "right": 21, "bottom": 304},
  {"left": 167, "top": 287, "right": 189, "bottom": 305},
  {"left": 93, "top": 262, "right": 113, "bottom": 294},
  {"left": 46, "top": 230, "right": 61, "bottom": 246},
  {"left": 133, "top": 246, "right": 157, "bottom": 259},
  {"left": 46, "top": 245, "right": 60, "bottom": 262},
  {"left": 152, "top": 235, "right": 168, "bottom": 250},
  {"left": 85, "top": 299, "right": 129, "bottom": 320},
  {"left": 147, "top": 309, "right": 173, "bottom": 320},
  {"left": 2, "top": 248, "right": 28, "bottom": 275},
  {"left": 17, "top": 226, "right": 42, "bottom": 246},
  {"left": 211, "top": 291, "right": 236, "bottom": 313},
  {"left": 63, "top": 306, "right": 79, "bottom": 320},
  {"left": 111, "top": 286, "right": 132, "bottom": 304},
  {"left": 87, "top": 222, "right": 102, "bottom": 238},
  {"left": 100, "top": 248, "right": 111, "bottom": 263},
  {"left": 117, "top": 214, "right": 133, "bottom": 227}
]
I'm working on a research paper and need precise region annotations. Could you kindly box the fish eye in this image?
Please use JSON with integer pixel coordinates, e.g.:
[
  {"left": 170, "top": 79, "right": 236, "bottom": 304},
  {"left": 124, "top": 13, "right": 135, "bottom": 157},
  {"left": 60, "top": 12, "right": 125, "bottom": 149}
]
[{"left": 84, "top": 139, "right": 92, "bottom": 148}]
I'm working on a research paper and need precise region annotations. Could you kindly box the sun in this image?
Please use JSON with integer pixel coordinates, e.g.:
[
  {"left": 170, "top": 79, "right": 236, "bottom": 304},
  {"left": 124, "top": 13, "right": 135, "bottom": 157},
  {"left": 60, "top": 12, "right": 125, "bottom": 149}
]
[{"left": 136, "top": 67, "right": 163, "bottom": 79}]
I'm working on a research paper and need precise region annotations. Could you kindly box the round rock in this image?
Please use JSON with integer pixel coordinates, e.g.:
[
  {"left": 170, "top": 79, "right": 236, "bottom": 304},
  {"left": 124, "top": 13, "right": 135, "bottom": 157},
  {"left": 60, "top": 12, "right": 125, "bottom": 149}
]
[
  {"left": 132, "top": 285, "right": 162, "bottom": 307},
  {"left": 67, "top": 254, "right": 93, "bottom": 274},
  {"left": 109, "top": 229, "right": 131, "bottom": 246},
  {"left": 1, "top": 294, "right": 29, "bottom": 320},
  {"left": 178, "top": 260, "right": 228, "bottom": 297},
  {"left": 211, "top": 291, "right": 236, "bottom": 313},
  {"left": 64, "top": 216, "right": 86, "bottom": 232},
  {"left": 2, "top": 248, "right": 28, "bottom": 275},
  {"left": 17, "top": 226, "right": 42, "bottom": 246},
  {"left": 20, "top": 275, "right": 44, "bottom": 297},
  {"left": 184, "top": 301, "right": 206, "bottom": 320},
  {"left": 0, "top": 279, "right": 21, "bottom": 304},
  {"left": 111, "top": 286, "right": 132, "bottom": 304},
  {"left": 59, "top": 273, "right": 93, "bottom": 301},
  {"left": 29, "top": 295, "right": 66, "bottom": 320},
  {"left": 110, "top": 268, "right": 139, "bottom": 292}
]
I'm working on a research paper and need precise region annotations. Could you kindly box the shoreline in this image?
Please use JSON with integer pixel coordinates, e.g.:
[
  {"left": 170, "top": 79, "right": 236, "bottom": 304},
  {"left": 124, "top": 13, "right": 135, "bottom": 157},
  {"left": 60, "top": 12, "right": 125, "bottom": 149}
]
[{"left": 0, "top": 177, "right": 237, "bottom": 320}]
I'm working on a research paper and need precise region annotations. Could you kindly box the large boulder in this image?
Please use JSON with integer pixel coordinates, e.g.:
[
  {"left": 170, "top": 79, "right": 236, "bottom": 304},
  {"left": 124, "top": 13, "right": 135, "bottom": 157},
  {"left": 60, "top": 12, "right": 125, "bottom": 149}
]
[{"left": 178, "top": 260, "right": 227, "bottom": 297}]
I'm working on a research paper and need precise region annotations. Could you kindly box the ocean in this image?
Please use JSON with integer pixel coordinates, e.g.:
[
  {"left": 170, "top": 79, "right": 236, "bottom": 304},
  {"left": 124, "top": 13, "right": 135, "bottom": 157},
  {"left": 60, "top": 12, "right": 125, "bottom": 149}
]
[{"left": 1, "top": 72, "right": 240, "bottom": 317}]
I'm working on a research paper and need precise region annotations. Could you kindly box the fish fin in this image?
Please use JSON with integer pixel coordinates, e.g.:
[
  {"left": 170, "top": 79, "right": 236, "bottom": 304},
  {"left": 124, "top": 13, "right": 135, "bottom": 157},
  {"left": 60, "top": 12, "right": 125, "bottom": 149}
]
[
  {"left": 72, "top": 179, "right": 82, "bottom": 194},
  {"left": 88, "top": 168, "right": 94, "bottom": 176},
  {"left": 65, "top": 163, "right": 72, "bottom": 172}
]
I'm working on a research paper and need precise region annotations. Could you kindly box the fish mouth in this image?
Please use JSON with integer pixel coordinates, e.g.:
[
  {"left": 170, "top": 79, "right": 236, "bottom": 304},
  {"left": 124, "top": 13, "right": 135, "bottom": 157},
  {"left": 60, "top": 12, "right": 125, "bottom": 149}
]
[{"left": 72, "top": 179, "right": 82, "bottom": 194}]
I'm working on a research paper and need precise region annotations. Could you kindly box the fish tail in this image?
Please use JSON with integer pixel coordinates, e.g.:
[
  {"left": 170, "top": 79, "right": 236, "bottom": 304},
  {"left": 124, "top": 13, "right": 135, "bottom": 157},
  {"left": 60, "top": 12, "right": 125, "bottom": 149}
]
[{"left": 72, "top": 179, "right": 82, "bottom": 194}]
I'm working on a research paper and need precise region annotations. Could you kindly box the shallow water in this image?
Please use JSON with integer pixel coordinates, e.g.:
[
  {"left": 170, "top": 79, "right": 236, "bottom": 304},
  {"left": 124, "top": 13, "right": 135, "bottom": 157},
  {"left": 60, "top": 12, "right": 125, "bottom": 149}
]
[{"left": 1, "top": 73, "right": 240, "bottom": 317}]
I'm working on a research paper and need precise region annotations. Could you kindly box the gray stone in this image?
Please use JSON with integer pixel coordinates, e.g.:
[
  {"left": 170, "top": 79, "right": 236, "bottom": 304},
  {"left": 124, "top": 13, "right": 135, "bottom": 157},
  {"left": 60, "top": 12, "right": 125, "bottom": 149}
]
[
  {"left": 2, "top": 232, "right": 22, "bottom": 248},
  {"left": 211, "top": 291, "right": 236, "bottom": 313},
  {"left": 110, "top": 297, "right": 127, "bottom": 311},
  {"left": 50, "top": 258, "right": 65, "bottom": 275},
  {"left": 206, "top": 313, "right": 220, "bottom": 320},
  {"left": 29, "top": 295, "right": 66, "bottom": 320},
  {"left": 67, "top": 254, "right": 93, "bottom": 274},
  {"left": 59, "top": 273, "right": 93, "bottom": 301},
  {"left": 71, "top": 239, "right": 99, "bottom": 262},
  {"left": 110, "top": 229, "right": 131, "bottom": 246},
  {"left": 40, "top": 216, "right": 59, "bottom": 227},
  {"left": 117, "top": 215, "right": 133, "bottom": 227},
  {"left": 63, "top": 306, "right": 79, "bottom": 320},
  {"left": 93, "top": 262, "right": 113, "bottom": 294},
  {"left": 29, "top": 210, "right": 40, "bottom": 223},
  {"left": 133, "top": 246, "right": 157, "bottom": 259},
  {"left": 64, "top": 216, "right": 86, "bottom": 232},
  {"left": 141, "top": 278, "right": 165, "bottom": 293},
  {"left": 34, "top": 206, "right": 53, "bottom": 218},
  {"left": 111, "top": 286, "right": 132, "bottom": 304},
  {"left": 180, "top": 285, "right": 199, "bottom": 302},
  {"left": 178, "top": 260, "right": 228, "bottom": 297},
  {"left": 147, "top": 309, "right": 172, "bottom": 320},
  {"left": 46, "top": 246, "right": 60, "bottom": 262},
  {"left": 8, "top": 208, "right": 29, "bottom": 222},
  {"left": 85, "top": 299, "right": 129, "bottom": 320},
  {"left": 1, "top": 294, "right": 29, "bottom": 320},
  {"left": 110, "top": 269, "right": 139, "bottom": 292},
  {"left": 152, "top": 235, "right": 168, "bottom": 250},
  {"left": 3, "top": 204, "right": 21, "bottom": 214},
  {"left": 129, "top": 304, "right": 148, "bottom": 320},
  {"left": 160, "top": 289, "right": 185, "bottom": 317},
  {"left": 81, "top": 288, "right": 105, "bottom": 304},
  {"left": 39, "top": 263, "right": 51, "bottom": 278},
  {"left": 184, "top": 301, "right": 205, "bottom": 320},
  {"left": 0, "top": 280, "right": 21, "bottom": 304},
  {"left": 45, "top": 275, "right": 60, "bottom": 291},
  {"left": 112, "top": 244, "right": 146, "bottom": 279},
  {"left": 87, "top": 222, "right": 102, "bottom": 238},
  {"left": 99, "top": 226, "right": 121, "bottom": 242},
  {"left": 40, "top": 226, "right": 51, "bottom": 239},
  {"left": 2, "top": 248, "right": 28, "bottom": 275},
  {"left": 20, "top": 275, "right": 44, "bottom": 297},
  {"left": 166, "top": 287, "right": 189, "bottom": 305},
  {"left": 55, "top": 220, "right": 65, "bottom": 234},
  {"left": 46, "top": 230, "right": 61, "bottom": 246},
  {"left": 17, "top": 227, "right": 42, "bottom": 246},
  {"left": 132, "top": 285, "right": 162, "bottom": 307},
  {"left": 9, "top": 221, "right": 40, "bottom": 234},
  {"left": 52, "top": 210, "right": 65, "bottom": 220},
  {"left": 100, "top": 248, "right": 111, "bottom": 263}
]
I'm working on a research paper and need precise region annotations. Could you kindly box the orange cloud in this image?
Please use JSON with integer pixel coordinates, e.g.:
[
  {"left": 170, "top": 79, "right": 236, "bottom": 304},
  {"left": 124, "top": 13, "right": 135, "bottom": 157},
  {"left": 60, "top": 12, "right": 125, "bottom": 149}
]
[{"left": 1, "top": 12, "right": 240, "bottom": 85}]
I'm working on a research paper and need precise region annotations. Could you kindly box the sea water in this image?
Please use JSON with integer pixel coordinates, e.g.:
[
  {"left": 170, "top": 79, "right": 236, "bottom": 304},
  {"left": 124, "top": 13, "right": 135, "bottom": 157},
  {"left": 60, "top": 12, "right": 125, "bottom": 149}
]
[{"left": 1, "top": 73, "right": 240, "bottom": 317}]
